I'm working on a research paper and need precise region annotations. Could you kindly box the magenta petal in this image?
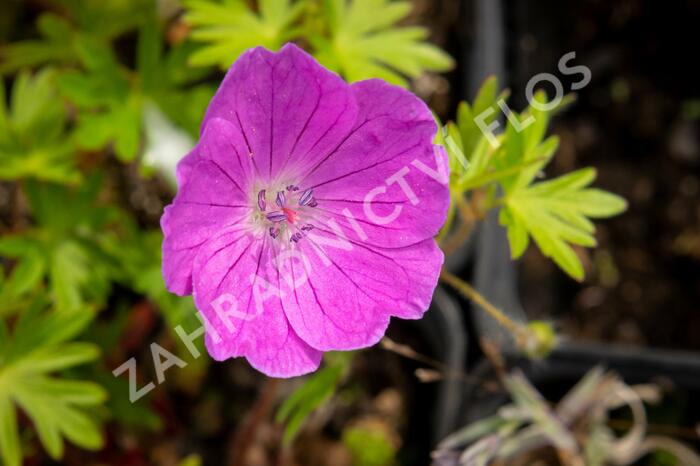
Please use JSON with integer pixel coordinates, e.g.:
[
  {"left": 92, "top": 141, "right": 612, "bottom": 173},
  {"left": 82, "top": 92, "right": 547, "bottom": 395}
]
[
  {"left": 197, "top": 117, "right": 259, "bottom": 193},
  {"left": 298, "top": 79, "right": 449, "bottom": 248},
  {"left": 279, "top": 227, "right": 443, "bottom": 351},
  {"left": 161, "top": 207, "right": 199, "bottom": 296},
  {"left": 175, "top": 147, "right": 198, "bottom": 187},
  {"left": 192, "top": 230, "right": 322, "bottom": 377},
  {"left": 202, "top": 43, "right": 359, "bottom": 183},
  {"left": 161, "top": 121, "right": 255, "bottom": 296}
]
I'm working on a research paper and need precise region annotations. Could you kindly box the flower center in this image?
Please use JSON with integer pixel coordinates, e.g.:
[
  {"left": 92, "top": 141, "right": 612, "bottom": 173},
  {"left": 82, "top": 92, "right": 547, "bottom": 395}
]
[{"left": 255, "top": 184, "right": 317, "bottom": 243}]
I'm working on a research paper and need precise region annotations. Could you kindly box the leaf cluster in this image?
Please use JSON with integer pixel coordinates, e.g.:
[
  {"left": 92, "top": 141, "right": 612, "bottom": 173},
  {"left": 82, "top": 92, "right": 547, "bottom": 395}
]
[
  {"left": 185, "top": 0, "right": 454, "bottom": 87},
  {"left": 438, "top": 77, "right": 626, "bottom": 280},
  {"left": 0, "top": 301, "right": 105, "bottom": 466}
]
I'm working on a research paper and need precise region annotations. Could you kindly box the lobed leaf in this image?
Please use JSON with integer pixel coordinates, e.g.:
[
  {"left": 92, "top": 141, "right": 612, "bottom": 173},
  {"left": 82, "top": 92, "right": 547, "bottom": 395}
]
[{"left": 186, "top": 0, "right": 305, "bottom": 68}]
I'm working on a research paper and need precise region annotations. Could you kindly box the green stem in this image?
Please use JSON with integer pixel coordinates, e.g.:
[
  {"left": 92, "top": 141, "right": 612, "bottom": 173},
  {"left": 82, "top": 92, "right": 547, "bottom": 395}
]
[{"left": 440, "top": 269, "right": 529, "bottom": 346}]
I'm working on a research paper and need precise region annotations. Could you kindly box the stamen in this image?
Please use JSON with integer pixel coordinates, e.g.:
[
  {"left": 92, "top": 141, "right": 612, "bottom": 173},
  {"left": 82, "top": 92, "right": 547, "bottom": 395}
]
[
  {"left": 301, "top": 224, "right": 314, "bottom": 231},
  {"left": 290, "top": 232, "right": 303, "bottom": 243},
  {"left": 269, "top": 226, "right": 279, "bottom": 239},
  {"left": 286, "top": 185, "right": 299, "bottom": 192},
  {"left": 266, "top": 211, "right": 287, "bottom": 222},
  {"left": 276, "top": 191, "right": 286, "bottom": 207},
  {"left": 298, "top": 189, "right": 315, "bottom": 207},
  {"left": 257, "top": 189, "right": 266, "bottom": 211}
]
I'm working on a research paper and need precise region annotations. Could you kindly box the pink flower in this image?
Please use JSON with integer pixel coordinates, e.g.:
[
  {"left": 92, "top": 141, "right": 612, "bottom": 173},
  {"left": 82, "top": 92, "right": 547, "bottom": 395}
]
[{"left": 161, "top": 44, "right": 449, "bottom": 377}]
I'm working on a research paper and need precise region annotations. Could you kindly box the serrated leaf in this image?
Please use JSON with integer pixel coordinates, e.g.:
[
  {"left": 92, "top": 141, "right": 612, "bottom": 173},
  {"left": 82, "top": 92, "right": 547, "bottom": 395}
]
[
  {"left": 311, "top": 0, "right": 453, "bottom": 87},
  {"left": 490, "top": 92, "right": 626, "bottom": 280},
  {"left": 0, "top": 68, "right": 80, "bottom": 184},
  {"left": 0, "top": 306, "right": 105, "bottom": 465},
  {"left": 0, "top": 14, "right": 77, "bottom": 75},
  {"left": 501, "top": 167, "right": 626, "bottom": 280},
  {"left": 185, "top": 0, "right": 305, "bottom": 68}
]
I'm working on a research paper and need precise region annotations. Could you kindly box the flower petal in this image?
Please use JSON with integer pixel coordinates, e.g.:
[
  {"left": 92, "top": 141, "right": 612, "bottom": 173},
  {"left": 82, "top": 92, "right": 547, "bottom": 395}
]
[
  {"left": 298, "top": 79, "right": 449, "bottom": 248},
  {"left": 192, "top": 230, "right": 322, "bottom": 377},
  {"left": 277, "top": 226, "right": 442, "bottom": 351},
  {"left": 202, "top": 43, "right": 359, "bottom": 183},
  {"left": 162, "top": 117, "right": 260, "bottom": 295},
  {"left": 175, "top": 146, "right": 198, "bottom": 187}
]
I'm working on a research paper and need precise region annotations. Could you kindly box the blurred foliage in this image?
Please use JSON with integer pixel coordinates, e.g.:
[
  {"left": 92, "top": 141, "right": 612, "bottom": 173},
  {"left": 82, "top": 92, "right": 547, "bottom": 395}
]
[
  {"left": 186, "top": 0, "right": 306, "bottom": 67},
  {"left": 0, "top": 177, "right": 120, "bottom": 313},
  {"left": 276, "top": 352, "right": 352, "bottom": 444},
  {"left": 433, "top": 367, "right": 700, "bottom": 466},
  {"left": 343, "top": 422, "right": 398, "bottom": 466},
  {"left": 310, "top": 0, "right": 453, "bottom": 86},
  {"left": 186, "top": 0, "right": 454, "bottom": 87},
  {"left": 0, "top": 300, "right": 105, "bottom": 466},
  {"left": 0, "top": 69, "right": 79, "bottom": 184}
]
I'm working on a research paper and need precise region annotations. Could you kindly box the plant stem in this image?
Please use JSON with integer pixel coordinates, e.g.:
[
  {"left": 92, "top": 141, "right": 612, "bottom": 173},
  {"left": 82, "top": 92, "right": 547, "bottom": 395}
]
[
  {"left": 439, "top": 195, "right": 478, "bottom": 255},
  {"left": 439, "top": 269, "right": 529, "bottom": 345}
]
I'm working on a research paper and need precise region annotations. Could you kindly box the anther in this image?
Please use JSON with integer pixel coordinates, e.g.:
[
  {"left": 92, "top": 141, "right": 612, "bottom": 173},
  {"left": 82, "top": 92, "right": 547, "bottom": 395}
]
[
  {"left": 257, "top": 189, "right": 266, "bottom": 211},
  {"left": 266, "top": 211, "right": 287, "bottom": 222},
  {"left": 298, "top": 189, "right": 315, "bottom": 207},
  {"left": 276, "top": 191, "right": 286, "bottom": 207}
]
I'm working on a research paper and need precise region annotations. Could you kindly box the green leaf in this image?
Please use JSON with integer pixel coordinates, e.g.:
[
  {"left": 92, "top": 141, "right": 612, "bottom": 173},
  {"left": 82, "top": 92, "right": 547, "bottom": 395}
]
[
  {"left": 57, "top": 46, "right": 143, "bottom": 161},
  {"left": 137, "top": 13, "right": 162, "bottom": 95},
  {"left": 4, "top": 179, "right": 121, "bottom": 311},
  {"left": 438, "top": 77, "right": 513, "bottom": 193},
  {"left": 16, "top": 343, "right": 100, "bottom": 375},
  {"left": 0, "top": 305, "right": 105, "bottom": 465},
  {"left": 0, "top": 14, "right": 77, "bottom": 75},
  {"left": 45, "top": 0, "right": 151, "bottom": 39},
  {"left": 0, "top": 68, "right": 80, "bottom": 184},
  {"left": 488, "top": 92, "right": 627, "bottom": 281},
  {"left": 26, "top": 377, "right": 107, "bottom": 406},
  {"left": 3, "top": 249, "right": 46, "bottom": 298},
  {"left": 56, "top": 15, "right": 211, "bottom": 163},
  {"left": 185, "top": 0, "right": 306, "bottom": 68},
  {"left": 276, "top": 352, "right": 352, "bottom": 444},
  {"left": 501, "top": 167, "right": 626, "bottom": 281},
  {"left": 0, "top": 397, "right": 21, "bottom": 466},
  {"left": 438, "top": 78, "right": 625, "bottom": 280},
  {"left": 310, "top": 0, "right": 453, "bottom": 87}
]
